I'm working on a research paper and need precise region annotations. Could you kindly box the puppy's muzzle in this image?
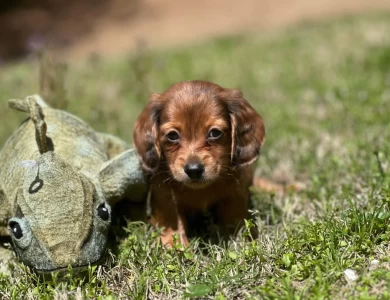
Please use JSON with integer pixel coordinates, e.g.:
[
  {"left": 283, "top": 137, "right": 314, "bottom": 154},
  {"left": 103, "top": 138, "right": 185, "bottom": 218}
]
[{"left": 184, "top": 163, "right": 205, "bottom": 179}]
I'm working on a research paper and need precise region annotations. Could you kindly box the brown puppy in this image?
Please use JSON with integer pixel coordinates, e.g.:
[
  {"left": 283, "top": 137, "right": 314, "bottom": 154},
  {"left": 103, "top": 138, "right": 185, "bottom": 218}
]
[{"left": 133, "top": 81, "right": 265, "bottom": 247}]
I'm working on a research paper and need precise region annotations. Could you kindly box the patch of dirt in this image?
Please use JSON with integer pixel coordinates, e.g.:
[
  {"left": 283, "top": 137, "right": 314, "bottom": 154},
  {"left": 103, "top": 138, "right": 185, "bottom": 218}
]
[
  {"left": 0, "top": 0, "right": 140, "bottom": 61},
  {"left": 1, "top": 0, "right": 390, "bottom": 61}
]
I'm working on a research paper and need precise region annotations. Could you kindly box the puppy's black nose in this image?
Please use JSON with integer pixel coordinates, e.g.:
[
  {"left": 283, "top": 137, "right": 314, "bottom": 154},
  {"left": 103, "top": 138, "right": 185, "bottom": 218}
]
[{"left": 184, "top": 163, "right": 205, "bottom": 179}]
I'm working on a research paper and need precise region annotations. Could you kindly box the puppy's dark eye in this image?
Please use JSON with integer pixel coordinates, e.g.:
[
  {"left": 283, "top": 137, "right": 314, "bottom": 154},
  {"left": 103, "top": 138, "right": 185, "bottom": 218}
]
[
  {"left": 166, "top": 131, "right": 180, "bottom": 142},
  {"left": 208, "top": 129, "right": 223, "bottom": 140},
  {"left": 97, "top": 204, "right": 110, "bottom": 221},
  {"left": 9, "top": 221, "right": 23, "bottom": 239}
]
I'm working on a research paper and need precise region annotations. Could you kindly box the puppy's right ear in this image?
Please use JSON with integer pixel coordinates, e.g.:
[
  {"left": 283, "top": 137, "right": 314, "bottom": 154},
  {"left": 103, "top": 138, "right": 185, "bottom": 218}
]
[{"left": 133, "top": 94, "right": 163, "bottom": 173}]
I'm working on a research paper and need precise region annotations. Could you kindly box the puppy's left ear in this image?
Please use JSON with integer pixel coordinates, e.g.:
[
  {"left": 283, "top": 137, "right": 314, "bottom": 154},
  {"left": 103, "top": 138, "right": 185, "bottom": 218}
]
[{"left": 220, "top": 88, "right": 265, "bottom": 167}]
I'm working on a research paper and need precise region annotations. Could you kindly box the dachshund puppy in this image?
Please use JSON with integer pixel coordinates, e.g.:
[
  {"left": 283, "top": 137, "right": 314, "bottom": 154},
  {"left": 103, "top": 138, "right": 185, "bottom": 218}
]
[{"left": 133, "top": 81, "right": 265, "bottom": 247}]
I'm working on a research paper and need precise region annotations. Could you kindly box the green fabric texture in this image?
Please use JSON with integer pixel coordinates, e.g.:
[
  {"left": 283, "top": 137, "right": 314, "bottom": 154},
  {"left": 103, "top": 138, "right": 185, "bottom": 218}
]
[{"left": 0, "top": 95, "right": 147, "bottom": 271}]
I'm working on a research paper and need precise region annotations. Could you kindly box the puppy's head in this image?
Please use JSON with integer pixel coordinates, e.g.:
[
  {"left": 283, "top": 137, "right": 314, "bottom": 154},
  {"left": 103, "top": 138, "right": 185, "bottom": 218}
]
[{"left": 133, "top": 81, "right": 265, "bottom": 188}]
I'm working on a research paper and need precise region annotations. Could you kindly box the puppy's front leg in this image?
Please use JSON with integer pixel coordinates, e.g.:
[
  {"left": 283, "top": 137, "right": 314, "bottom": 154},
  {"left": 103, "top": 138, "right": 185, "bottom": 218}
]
[
  {"left": 216, "top": 192, "right": 249, "bottom": 236},
  {"left": 150, "top": 188, "right": 189, "bottom": 248}
]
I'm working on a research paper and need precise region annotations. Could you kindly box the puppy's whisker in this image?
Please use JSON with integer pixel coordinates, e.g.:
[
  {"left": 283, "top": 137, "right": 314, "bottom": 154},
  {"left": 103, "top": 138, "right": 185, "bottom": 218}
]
[
  {"left": 153, "top": 170, "right": 171, "bottom": 176},
  {"left": 162, "top": 176, "right": 174, "bottom": 185},
  {"left": 219, "top": 165, "right": 235, "bottom": 173},
  {"left": 158, "top": 176, "right": 175, "bottom": 188}
]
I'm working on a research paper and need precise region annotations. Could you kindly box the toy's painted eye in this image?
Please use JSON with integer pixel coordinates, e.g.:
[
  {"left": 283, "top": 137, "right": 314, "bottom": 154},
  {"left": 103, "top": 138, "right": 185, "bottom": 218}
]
[
  {"left": 208, "top": 129, "right": 223, "bottom": 140},
  {"left": 97, "top": 204, "right": 110, "bottom": 221},
  {"left": 7, "top": 218, "right": 32, "bottom": 249},
  {"left": 166, "top": 131, "right": 180, "bottom": 142},
  {"left": 9, "top": 221, "right": 23, "bottom": 239}
]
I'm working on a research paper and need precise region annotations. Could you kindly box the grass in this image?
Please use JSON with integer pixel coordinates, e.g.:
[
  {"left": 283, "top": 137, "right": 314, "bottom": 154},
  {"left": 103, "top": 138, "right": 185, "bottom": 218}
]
[{"left": 1, "top": 12, "right": 390, "bottom": 299}]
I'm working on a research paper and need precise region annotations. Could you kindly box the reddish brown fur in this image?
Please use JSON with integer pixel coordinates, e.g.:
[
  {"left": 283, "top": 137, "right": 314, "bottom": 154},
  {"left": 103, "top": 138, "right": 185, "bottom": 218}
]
[{"left": 133, "top": 81, "right": 265, "bottom": 247}]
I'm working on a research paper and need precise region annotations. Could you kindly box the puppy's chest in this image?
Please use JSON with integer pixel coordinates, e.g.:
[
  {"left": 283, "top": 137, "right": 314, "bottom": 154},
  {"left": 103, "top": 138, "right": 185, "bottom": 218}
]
[
  {"left": 177, "top": 189, "right": 221, "bottom": 210},
  {"left": 174, "top": 181, "right": 243, "bottom": 211}
]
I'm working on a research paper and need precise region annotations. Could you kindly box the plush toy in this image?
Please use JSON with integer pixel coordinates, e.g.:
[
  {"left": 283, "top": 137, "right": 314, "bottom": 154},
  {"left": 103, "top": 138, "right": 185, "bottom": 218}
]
[{"left": 0, "top": 95, "right": 147, "bottom": 272}]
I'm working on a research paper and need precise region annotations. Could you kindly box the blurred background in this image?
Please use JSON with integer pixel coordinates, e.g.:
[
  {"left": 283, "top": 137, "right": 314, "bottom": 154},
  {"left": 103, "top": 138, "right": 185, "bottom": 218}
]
[{"left": 1, "top": 0, "right": 390, "bottom": 61}]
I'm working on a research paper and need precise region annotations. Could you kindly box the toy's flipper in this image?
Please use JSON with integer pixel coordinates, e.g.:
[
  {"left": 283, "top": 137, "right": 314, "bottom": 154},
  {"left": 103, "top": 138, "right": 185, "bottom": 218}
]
[
  {"left": 98, "top": 132, "right": 130, "bottom": 159},
  {"left": 9, "top": 95, "right": 48, "bottom": 112},
  {"left": 99, "top": 149, "right": 148, "bottom": 205}
]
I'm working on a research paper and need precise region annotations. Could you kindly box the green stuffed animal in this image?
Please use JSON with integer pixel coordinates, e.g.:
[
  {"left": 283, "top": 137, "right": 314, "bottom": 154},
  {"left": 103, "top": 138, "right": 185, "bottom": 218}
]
[{"left": 0, "top": 95, "right": 147, "bottom": 272}]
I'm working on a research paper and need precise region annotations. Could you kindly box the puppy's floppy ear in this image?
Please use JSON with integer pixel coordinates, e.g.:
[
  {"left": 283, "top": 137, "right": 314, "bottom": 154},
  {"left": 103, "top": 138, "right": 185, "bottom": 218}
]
[
  {"left": 133, "top": 93, "right": 163, "bottom": 173},
  {"left": 219, "top": 88, "right": 265, "bottom": 167}
]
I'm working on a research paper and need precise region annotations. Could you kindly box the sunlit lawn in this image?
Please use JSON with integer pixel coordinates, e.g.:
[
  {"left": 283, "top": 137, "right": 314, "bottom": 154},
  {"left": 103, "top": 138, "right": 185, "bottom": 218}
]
[{"left": 1, "top": 12, "right": 390, "bottom": 299}]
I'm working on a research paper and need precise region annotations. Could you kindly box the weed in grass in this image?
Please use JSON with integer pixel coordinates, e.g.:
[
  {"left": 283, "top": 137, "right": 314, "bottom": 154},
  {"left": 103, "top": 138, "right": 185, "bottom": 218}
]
[{"left": 38, "top": 52, "right": 68, "bottom": 110}]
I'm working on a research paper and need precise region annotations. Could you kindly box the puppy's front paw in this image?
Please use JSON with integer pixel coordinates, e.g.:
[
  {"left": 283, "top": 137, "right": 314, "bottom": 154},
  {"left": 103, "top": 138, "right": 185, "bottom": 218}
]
[{"left": 160, "top": 229, "right": 189, "bottom": 249}]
